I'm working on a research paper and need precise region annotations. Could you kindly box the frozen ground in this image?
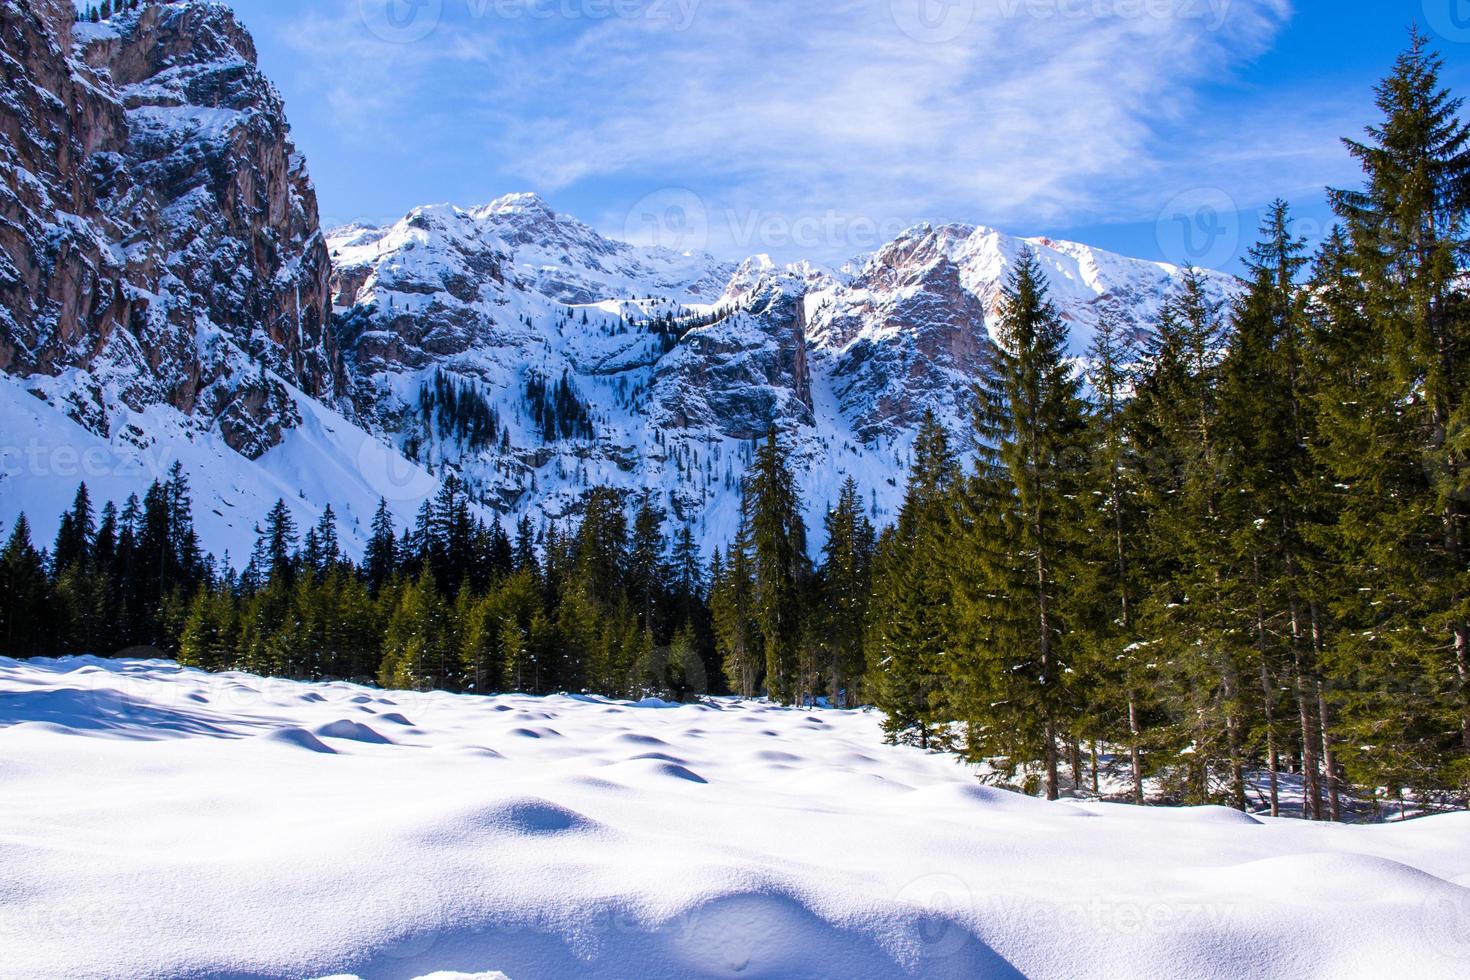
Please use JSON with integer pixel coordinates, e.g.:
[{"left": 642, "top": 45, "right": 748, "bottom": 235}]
[{"left": 1, "top": 657, "right": 1467, "bottom": 979}]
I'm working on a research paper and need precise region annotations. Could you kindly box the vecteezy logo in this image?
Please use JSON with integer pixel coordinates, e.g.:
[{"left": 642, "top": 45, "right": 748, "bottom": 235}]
[
  {"left": 891, "top": 0, "right": 975, "bottom": 44},
  {"left": 1424, "top": 0, "right": 1470, "bottom": 43},
  {"left": 624, "top": 188, "right": 710, "bottom": 253},
  {"left": 359, "top": 0, "right": 444, "bottom": 44},
  {"left": 355, "top": 435, "right": 440, "bottom": 504},
  {"left": 896, "top": 873, "right": 976, "bottom": 959},
  {"left": 1156, "top": 187, "right": 1240, "bottom": 270},
  {"left": 1420, "top": 885, "right": 1470, "bottom": 962}
]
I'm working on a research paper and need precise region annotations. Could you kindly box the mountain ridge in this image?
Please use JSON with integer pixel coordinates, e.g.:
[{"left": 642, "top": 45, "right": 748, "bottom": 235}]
[{"left": 0, "top": 1, "right": 1241, "bottom": 564}]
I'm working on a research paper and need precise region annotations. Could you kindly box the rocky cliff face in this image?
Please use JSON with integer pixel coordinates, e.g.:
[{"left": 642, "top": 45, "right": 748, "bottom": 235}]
[{"left": 0, "top": 0, "right": 337, "bottom": 457}]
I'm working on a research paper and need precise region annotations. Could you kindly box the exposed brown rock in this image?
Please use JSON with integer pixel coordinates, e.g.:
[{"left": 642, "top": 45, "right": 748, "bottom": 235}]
[{"left": 0, "top": 0, "right": 338, "bottom": 457}]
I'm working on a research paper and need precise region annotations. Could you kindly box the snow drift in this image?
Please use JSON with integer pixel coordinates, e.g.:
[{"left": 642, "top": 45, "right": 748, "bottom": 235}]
[{"left": 1, "top": 656, "right": 1467, "bottom": 979}]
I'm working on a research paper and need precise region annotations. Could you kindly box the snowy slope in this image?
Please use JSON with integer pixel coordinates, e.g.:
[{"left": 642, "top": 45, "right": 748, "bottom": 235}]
[
  {"left": 0, "top": 372, "right": 442, "bottom": 565},
  {"left": 1, "top": 656, "right": 1467, "bottom": 979}
]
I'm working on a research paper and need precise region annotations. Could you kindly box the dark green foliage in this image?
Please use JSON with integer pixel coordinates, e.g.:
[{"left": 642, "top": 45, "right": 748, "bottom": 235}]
[
  {"left": 747, "top": 428, "right": 808, "bottom": 705},
  {"left": 948, "top": 249, "right": 1092, "bottom": 801},
  {"left": 1319, "top": 29, "right": 1470, "bottom": 795},
  {"left": 866, "top": 412, "right": 957, "bottom": 748},
  {"left": 525, "top": 371, "right": 594, "bottom": 443},
  {"left": 418, "top": 370, "right": 504, "bottom": 453}
]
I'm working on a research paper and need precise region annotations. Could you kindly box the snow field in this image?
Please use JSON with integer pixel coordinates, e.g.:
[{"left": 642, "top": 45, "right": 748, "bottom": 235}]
[{"left": 0, "top": 656, "right": 1467, "bottom": 979}]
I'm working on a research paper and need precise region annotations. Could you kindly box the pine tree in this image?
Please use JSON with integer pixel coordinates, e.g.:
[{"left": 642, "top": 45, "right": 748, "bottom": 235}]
[
  {"left": 747, "top": 428, "right": 807, "bottom": 705},
  {"left": 867, "top": 412, "right": 957, "bottom": 748},
  {"left": 52, "top": 484, "right": 94, "bottom": 574},
  {"left": 1323, "top": 29, "right": 1470, "bottom": 791},
  {"left": 1078, "top": 310, "right": 1152, "bottom": 804},
  {"left": 950, "top": 249, "right": 1092, "bottom": 801},
  {"left": 819, "top": 477, "right": 874, "bottom": 708},
  {"left": 364, "top": 499, "right": 398, "bottom": 595},
  {"left": 1, "top": 517, "right": 52, "bottom": 657},
  {"left": 626, "top": 497, "right": 667, "bottom": 633},
  {"left": 1131, "top": 268, "right": 1246, "bottom": 807},
  {"left": 260, "top": 500, "right": 299, "bottom": 586},
  {"left": 379, "top": 571, "right": 454, "bottom": 691},
  {"left": 712, "top": 507, "right": 761, "bottom": 698}
]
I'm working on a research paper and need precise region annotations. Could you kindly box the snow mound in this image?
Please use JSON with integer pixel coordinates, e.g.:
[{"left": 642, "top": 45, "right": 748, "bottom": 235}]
[
  {"left": 476, "top": 798, "right": 599, "bottom": 836},
  {"left": 260, "top": 727, "right": 337, "bottom": 754},
  {"left": 2, "top": 658, "right": 1468, "bottom": 979},
  {"left": 314, "top": 720, "right": 394, "bottom": 744}
]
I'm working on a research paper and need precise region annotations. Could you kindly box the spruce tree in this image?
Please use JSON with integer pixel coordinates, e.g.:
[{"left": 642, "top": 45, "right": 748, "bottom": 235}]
[
  {"left": 867, "top": 412, "right": 957, "bottom": 748},
  {"left": 1216, "top": 201, "right": 1341, "bottom": 818},
  {"left": 747, "top": 428, "right": 807, "bottom": 705},
  {"left": 818, "top": 477, "right": 874, "bottom": 707},
  {"left": 1326, "top": 30, "right": 1470, "bottom": 790},
  {"left": 712, "top": 506, "right": 761, "bottom": 698},
  {"left": 364, "top": 499, "right": 398, "bottom": 595},
  {"left": 950, "top": 249, "right": 1091, "bottom": 801},
  {"left": 1, "top": 517, "right": 51, "bottom": 657},
  {"left": 1079, "top": 311, "right": 1152, "bottom": 803},
  {"left": 1128, "top": 266, "right": 1251, "bottom": 807}
]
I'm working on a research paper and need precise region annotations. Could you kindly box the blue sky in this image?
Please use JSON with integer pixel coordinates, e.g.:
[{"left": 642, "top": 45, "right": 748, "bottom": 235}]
[{"left": 215, "top": 0, "right": 1470, "bottom": 272}]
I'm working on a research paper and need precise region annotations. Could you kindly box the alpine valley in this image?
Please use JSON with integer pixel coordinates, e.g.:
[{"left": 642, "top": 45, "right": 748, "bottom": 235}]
[{"left": 0, "top": 0, "right": 1238, "bottom": 563}]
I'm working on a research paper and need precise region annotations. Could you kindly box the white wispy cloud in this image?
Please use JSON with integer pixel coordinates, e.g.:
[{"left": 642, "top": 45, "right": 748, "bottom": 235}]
[{"left": 273, "top": 0, "right": 1364, "bottom": 260}]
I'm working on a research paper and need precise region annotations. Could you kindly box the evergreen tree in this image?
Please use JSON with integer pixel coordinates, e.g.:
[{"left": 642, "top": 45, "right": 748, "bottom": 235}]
[
  {"left": 818, "top": 477, "right": 874, "bottom": 708},
  {"left": 747, "top": 428, "right": 807, "bottom": 705},
  {"left": 867, "top": 412, "right": 957, "bottom": 748},
  {"left": 260, "top": 500, "right": 299, "bottom": 586},
  {"left": 626, "top": 497, "right": 667, "bottom": 633},
  {"left": 1127, "top": 265, "right": 1248, "bottom": 807},
  {"left": 1323, "top": 29, "right": 1470, "bottom": 791},
  {"left": 1079, "top": 310, "right": 1152, "bottom": 804},
  {"left": 1, "top": 517, "right": 51, "bottom": 657},
  {"left": 950, "top": 249, "right": 1091, "bottom": 801},
  {"left": 52, "top": 483, "right": 94, "bottom": 574},
  {"left": 379, "top": 571, "right": 455, "bottom": 691},
  {"left": 712, "top": 508, "right": 761, "bottom": 697},
  {"left": 364, "top": 499, "right": 399, "bottom": 595},
  {"left": 1216, "top": 201, "right": 1334, "bottom": 818}
]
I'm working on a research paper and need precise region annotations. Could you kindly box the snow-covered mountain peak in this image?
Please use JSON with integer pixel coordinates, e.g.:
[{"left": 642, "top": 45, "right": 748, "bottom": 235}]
[
  {"left": 330, "top": 194, "right": 737, "bottom": 309},
  {"left": 2, "top": 2, "right": 1245, "bottom": 563}
]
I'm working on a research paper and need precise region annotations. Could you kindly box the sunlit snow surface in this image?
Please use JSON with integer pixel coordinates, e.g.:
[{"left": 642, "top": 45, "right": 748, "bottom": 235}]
[{"left": 2, "top": 657, "right": 1468, "bottom": 979}]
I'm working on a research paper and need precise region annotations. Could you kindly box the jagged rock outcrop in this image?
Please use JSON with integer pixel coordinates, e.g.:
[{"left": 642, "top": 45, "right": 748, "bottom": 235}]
[{"left": 0, "top": 0, "right": 337, "bottom": 457}]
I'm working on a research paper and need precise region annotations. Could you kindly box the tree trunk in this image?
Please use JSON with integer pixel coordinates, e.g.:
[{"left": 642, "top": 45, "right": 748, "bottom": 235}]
[
  {"left": 1317, "top": 680, "right": 1341, "bottom": 822},
  {"left": 1253, "top": 556, "right": 1280, "bottom": 818},
  {"left": 1035, "top": 503, "right": 1059, "bottom": 802},
  {"left": 1288, "top": 600, "right": 1322, "bottom": 820},
  {"left": 1259, "top": 656, "right": 1281, "bottom": 819},
  {"left": 1456, "top": 620, "right": 1470, "bottom": 752},
  {"left": 1044, "top": 719, "right": 1060, "bottom": 801},
  {"left": 1090, "top": 739, "right": 1100, "bottom": 795},
  {"left": 1222, "top": 670, "right": 1247, "bottom": 812},
  {"left": 1308, "top": 604, "right": 1341, "bottom": 823},
  {"left": 1128, "top": 692, "right": 1144, "bottom": 805}
]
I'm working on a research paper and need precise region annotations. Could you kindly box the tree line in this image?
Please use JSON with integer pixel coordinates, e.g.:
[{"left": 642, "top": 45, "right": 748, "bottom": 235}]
[{"left": 76, "top": 0, "right": 146, "bottom": 23}]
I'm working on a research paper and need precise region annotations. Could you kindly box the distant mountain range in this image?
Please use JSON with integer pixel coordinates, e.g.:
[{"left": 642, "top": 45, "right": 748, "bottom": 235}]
[{"left": 0, "top": 0, "right": 1240, "bottom": 561}]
